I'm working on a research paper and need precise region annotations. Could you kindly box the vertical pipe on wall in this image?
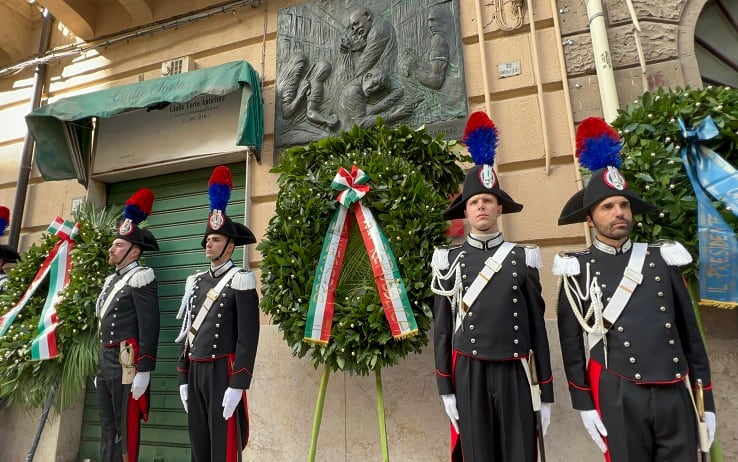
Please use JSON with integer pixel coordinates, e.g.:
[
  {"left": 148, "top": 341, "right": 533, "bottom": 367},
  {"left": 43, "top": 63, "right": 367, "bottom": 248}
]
[
  {"left": 9, "top": 9, "right": 54, "bottom": 248},
  {"left": 474, "top": 0, "right": 492, "bottom": 115},
  {"left": 525, "top": 0, "right": 552, "bottom": 175},
  {"left": 625, "top": 0, "right": 649, "bottom": 92},
  {"left": 552, "top": 0, "right": 591, "bottom": 245},
  {"left": 584, "top": 0, "right": 619, "bottom": 122}
]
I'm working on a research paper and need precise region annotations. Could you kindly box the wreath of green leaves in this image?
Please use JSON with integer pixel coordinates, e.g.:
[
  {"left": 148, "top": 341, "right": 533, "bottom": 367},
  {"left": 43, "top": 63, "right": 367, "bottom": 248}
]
[
  {"left": 258, "top": 120, "right": 467, "bottom": 375},
  {"left": 0, "top": 204, "right": 118, "bottom": 410},
  {"left": 612, "top": 85, "right": 738, "bottom": 283}
]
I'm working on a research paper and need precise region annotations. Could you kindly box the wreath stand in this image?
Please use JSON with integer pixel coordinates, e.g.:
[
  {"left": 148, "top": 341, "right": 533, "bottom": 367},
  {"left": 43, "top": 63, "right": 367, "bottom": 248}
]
[{"left": 307, "top": 366, "right": 390, "bottom": 462}]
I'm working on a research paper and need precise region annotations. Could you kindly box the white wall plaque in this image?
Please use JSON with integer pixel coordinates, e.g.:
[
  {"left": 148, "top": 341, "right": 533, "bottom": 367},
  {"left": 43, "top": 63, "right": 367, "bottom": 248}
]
[{"left": 498, "top": 61, "right": 522, "bottom": 78}]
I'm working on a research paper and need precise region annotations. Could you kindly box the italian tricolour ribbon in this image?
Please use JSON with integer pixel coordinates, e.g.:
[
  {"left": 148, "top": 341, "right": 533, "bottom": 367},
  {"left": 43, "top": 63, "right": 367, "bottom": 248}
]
[
  {"left": 304, "top": 165, "right": 418, "bottom": 345},
  {"left": 678, "top": 117, "right": 738, "bottom": 308},
  {"left": 0, "top": 217, "right": 78, "bottom": 360}
]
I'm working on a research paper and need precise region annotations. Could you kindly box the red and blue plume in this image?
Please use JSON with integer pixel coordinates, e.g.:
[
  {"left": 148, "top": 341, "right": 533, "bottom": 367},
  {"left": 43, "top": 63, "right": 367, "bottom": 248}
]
[
  {"left": 575, "top": 117, "right": 622, "bottom": 172},
  {"left": 124, "top": 188, "right": 154, "bottom": 225},
  {"left": 0, "top": 206, "right": 8, "bottom": 236},
  {"left": 208, "top": 166, "right": 233, "bottom": 212},
  {"left": 462, "top": 111, "right": 498, "bottom": 166}
]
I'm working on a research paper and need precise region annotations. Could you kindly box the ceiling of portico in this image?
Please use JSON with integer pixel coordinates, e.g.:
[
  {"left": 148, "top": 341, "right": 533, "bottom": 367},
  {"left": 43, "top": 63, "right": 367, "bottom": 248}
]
[{"left": 0, "top": 0, "right": 259, "bottom": 69}]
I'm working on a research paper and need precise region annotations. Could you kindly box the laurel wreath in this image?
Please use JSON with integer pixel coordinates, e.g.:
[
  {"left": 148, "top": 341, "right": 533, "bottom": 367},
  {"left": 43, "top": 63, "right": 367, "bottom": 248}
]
[
  {"left": 258, "top": 120, "right": 467, "bottom": 375},
  {"left": 0, "top": 204, "right": 118, "bottom": 410},
  {"left": 613, "top": 85, "right": 738, "bottom": 282}
]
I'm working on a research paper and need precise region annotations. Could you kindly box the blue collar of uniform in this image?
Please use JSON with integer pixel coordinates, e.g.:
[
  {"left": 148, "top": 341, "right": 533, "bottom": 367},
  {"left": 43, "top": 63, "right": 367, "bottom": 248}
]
[
  {"left": 116, "top": 261, "right": 139, "bottom": 276},
  {"left": 593, "top": 238, "right": 632, "bottom": 255},
  {"left": 467, "top": 232, "right": 504, "bottom": 250},
  {"left": 210, "top": 260, "right": 234, "bottom": 278}
]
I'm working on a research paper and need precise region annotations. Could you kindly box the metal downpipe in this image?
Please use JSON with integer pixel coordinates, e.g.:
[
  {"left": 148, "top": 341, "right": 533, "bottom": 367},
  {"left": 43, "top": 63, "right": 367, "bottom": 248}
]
[{"left": 9, "top": 9, "right": 55, "bottom": 248}]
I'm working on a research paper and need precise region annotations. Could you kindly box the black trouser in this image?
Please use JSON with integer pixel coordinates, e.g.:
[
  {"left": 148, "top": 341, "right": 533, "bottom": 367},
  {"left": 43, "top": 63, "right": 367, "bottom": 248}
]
[
  {"left": 596, "top": 370, "right": 698, "bottom": 462},
  {"left": 188, "top": 358, "right": 248, "bottom": 462},
  {"left": 96, "top": 347, "right": 127, "bottom": 462},
  {"left": 454, "top": 355, "right": 537, "bottom": 462}
]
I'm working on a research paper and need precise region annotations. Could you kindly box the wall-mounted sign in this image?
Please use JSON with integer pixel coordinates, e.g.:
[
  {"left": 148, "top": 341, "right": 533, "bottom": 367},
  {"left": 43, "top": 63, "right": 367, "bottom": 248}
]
[
  {"left": 95, "top": 89, "right": 247, "bottom": 180},
  {"left": 498, "top": 61, "right": 521, "bottom": 78}
]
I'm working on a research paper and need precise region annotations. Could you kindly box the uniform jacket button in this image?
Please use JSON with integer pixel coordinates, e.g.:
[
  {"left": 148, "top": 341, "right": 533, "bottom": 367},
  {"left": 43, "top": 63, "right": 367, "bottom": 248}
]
[
  {"left": 635, "top": 373, "right": 642, "bottom": 379},
  {"left": 472, "top": 350, "right": 478, "bottom": 356}
]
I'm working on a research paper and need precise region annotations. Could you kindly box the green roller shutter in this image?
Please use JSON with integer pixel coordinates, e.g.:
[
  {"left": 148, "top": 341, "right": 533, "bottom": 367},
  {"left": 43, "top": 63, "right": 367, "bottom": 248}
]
[{"left": 78, "top": 162, "right": 247, "bottom": 461}]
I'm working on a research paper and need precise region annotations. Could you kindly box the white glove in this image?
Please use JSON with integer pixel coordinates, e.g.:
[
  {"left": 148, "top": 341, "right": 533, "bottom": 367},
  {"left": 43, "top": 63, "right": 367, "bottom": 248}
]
[
  {"left": 441, "top": 394, "right": 460, "bottom": 434},
  {"left": 580, "top": 409, "right": 608, "bottom": 453},
  {"left": 540, "top": 403, "right": 552, "bottom": 437},
  {"left": 179, "top": 384, "right": 189, "bottom": 413},
  {"left": 131, "top": 371, "right": 150, "bottom": 400},
  {"left": 705, "top": 411, "right": 716, "bottom": 449},
  {"left": 222, "top": 387, "right": 243, "bottom": 420}
]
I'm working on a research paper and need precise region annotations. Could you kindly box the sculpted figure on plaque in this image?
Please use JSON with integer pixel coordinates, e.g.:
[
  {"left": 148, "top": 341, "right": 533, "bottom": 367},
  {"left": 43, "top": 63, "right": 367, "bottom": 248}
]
[
  {"left": 339, "top": 7, "right": 398, "bottom": 78},
  {"left": 403, "top": 5, "right": 452, "bottom": 91},
  {"left": 277, "top": 52, "right": 339, "bottom": 131},
  {"left": 339, "top": 67, "right": 415, "bottom": 129}
]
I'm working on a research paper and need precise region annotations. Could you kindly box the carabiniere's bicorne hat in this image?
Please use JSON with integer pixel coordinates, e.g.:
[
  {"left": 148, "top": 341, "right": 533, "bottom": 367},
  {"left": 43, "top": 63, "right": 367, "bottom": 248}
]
[
  {"left": 558, "top": 117, "right": 656, "bottom": 225},
  {"left": 443, "top": 111, "right": 523, "bottom": 220},
  {"left": 201, "top": 166, "right": 256, "bottom": 247},
  {"left": 0, "top": 206, "right": 20, "bottom": 263},
  {"left": 116, "top": 188, "right": 159, "bottom": 251}
]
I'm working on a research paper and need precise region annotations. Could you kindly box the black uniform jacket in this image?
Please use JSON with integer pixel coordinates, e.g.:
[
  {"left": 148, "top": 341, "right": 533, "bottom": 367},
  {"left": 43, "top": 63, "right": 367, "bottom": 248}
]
[
  {"left": 98, "top": 263, "right": 160, "bottom": 372},
  {"left": 178, "top": 262, "right": 260, "bottom": 389},
  {"left": 433, "top": 235, "right": 554, "bottom": 402},
  {"left": 556, "top": 239, "right": 715, "bottom": 412}
]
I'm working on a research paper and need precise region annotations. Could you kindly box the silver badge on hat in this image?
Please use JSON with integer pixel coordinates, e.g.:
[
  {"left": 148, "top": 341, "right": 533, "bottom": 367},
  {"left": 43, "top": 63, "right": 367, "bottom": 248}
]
[
  {"left": 478, "top": 165, "right": 498, "bottom": 189},
  {"left": 603, "top": 166, "right": 627, "bottom": 190},
  {"left": 118, "top": 218, "right": 134, "bottom": 236},
  {"left": 209, "top": 210, "right": 224, "bottom": 230}
]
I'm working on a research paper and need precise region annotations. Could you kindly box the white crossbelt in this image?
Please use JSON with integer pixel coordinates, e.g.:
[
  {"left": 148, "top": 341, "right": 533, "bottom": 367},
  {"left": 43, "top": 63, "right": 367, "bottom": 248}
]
[
  {"left": 97, "top": 267, "right": 142, "bottom": 321},
  {"left": 461, "top": 242, "right": 515, "bottom": 312},
  {"left": 187, "top": 266, "right": 240, "bottom": 347},
  {"left": 588, "top": 243, "right": 647, "bottom": 348}
]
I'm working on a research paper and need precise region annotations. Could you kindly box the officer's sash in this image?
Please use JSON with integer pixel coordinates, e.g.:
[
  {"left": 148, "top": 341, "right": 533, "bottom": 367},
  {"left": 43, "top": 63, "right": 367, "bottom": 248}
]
[
  {"left": 97, "top": 267, "right": 143, "bottom": 321},
  {"left": 588, "top": 243, "right": 647, "bottom": 348},
  {"left": 187, "top": 266, "right": 240, "bottom": 347},
  {"left": 461, "top": 242, "right": 516, "bottom": 312}
]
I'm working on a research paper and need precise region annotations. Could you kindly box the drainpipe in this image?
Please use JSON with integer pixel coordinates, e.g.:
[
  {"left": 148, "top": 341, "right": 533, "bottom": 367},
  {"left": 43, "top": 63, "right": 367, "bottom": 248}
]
[
  {"left": 555, "top": 2, "right": 592, "bottom": 246},
  {"left": 9, "top": 9, "right": 54, "bottom": 249},
  {"left": 584, "top": 0, "right": 619, "bottom": 122},
  {"left": 525, "top": 0, "right": 552, "bottom": 175},
  {"left": 474, "top": 0, "right": 492, "bottom": 116}
]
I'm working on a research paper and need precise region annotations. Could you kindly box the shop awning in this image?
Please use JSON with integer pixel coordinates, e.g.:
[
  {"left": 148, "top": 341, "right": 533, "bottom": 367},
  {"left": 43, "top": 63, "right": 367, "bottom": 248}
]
[{"left": 25, "top": 60, "right": 263, "bottom": 185}]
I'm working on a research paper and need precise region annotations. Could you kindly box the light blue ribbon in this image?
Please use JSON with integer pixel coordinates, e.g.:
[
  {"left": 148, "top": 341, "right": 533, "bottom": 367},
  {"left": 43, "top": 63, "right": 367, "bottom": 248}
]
[{"left": 678, "top": 116, "right": 738, "bottom": 307}]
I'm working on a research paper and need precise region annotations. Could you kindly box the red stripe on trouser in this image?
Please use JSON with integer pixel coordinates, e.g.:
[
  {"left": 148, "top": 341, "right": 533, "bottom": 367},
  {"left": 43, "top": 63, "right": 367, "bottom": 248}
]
[
  {"left": 588, "top": 359, "right": 611, "bottom": 462},
  {"left": 125, "top": 337, "right": 148, "bottom": 462},
  {"left": 450, "top": 349, "right": 462, "bottom": 462},
  {"left": 225, "top": 353, "right": 249, "bottom": 462}
]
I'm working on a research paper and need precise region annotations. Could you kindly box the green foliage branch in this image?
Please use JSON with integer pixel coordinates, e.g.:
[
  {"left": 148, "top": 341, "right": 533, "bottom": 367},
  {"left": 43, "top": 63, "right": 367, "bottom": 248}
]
[
  {"left": 609, "top": 85, "right": 738, "bottom": 281},
  {"left": 0, "top": 203, "right": 119, "bottom": 410},
  {"left": 258, "top": 120, "right": 467, "bottom": 375}
]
